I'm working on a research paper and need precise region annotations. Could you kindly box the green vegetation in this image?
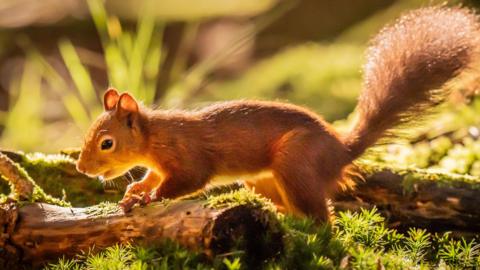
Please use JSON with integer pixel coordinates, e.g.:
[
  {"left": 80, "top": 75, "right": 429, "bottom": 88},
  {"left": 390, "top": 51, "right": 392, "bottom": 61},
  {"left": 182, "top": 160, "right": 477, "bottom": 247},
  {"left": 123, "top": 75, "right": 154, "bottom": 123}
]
[
  {"left": 84, "top": 201, "right": 122, "bottom": 216},
  {"left": 0, "top": 151, "right": 122, "bottom": 206},
  {"left": 1, "top": 146, "right": 474, "bottom": 269},
  {"left": 369, "top": 95, "right": 480, "bottom": 177},
  {"left": 357, "top": 160, "right": 480, "bottom": 191},
  {"left": 200, "top": 44, "right": 364, "bottom": 121},
  {"left": 45, "top": 206, "right": 480, "bottom": 270},
  {"left": 1, "top": 0, "right": 480, "bottom": 269},
  {"left": 203, "top": 186, "right": 277, "bottom": 212},
  {"left": 0, "top": 153, "right": 69, "bottom": 207}
]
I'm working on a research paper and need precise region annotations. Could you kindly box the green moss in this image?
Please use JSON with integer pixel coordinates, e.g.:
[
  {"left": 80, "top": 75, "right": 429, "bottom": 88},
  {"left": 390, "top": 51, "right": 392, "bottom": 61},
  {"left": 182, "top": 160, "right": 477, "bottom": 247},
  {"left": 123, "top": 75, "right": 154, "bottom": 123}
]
[
  {"left": 0, "top": 153, "right": 70, "bottom": 207},
  {"left": 189, "top": 182, "right": 245, "bottom": 199},
  {"left": 59, "top": 148, "right": 81, "bottom": 160},
  {"left": 25, "top": 152, "right": 77, "bottom": 169},
  {"left": 357, "top": 160, "right": 480, "bottom": 192},
  {"left": 45, "top": 242, "right": 225, "bottom": 270},
  {"left": 84, "top": 202, "right": 122, "bottom": 216},
  {"left": 0, "top": 193, "right": 8, "bottom": 204},
  {"left": 204, "top": 186, "right": 276, "bottom": 213},
  {"left": 273, "top": 215, "right": 345, "bottom": 269},
  {"left": 30, "top": 184, "right": 70, "bottom": 207},
  {"left": 184, "top": 182, "right": 277, "bottom": 212},
  {"left": 4, "top": 151, "right": 123, "bottom": 206}
]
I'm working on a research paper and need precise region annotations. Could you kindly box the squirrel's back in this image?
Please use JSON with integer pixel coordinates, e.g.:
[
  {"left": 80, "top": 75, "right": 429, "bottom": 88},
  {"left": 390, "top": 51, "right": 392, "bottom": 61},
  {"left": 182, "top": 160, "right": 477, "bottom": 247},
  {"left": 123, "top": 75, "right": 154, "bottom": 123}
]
[{"left": 345, "top": 6, "right": 480, "bottom": 159}]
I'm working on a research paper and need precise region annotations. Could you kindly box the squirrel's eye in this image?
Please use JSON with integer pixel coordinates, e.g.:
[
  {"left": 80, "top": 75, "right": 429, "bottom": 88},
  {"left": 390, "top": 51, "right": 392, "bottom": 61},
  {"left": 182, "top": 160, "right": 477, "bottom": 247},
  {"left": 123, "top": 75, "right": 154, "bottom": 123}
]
[{"left": 101, "top": 139, "right": 114, "bottom": 151}]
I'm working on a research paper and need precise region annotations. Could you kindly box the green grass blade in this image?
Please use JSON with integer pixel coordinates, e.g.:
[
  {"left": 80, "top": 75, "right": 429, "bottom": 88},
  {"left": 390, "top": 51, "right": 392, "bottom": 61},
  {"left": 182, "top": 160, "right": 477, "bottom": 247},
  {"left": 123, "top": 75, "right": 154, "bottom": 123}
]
[
  {"left": 29, "top": 49, "right": 93, "bottom": 129},
  {"left": 104, "top": 43, "right": 129, "bottom": 90},
  {"left": 59, "top": 39, "right": 98, "bottom": 107},
  {"left": 128, "top": 11, "right": 155, "bottom": 100},
  {"left": 143, "top": 44, "right": 162, "bottom": 104},
  {"left": 1, "top": 61, "right": 43, "bottom": 151},
  {"left": 86, "top": 0, "right": 109, "bottom": 42}
]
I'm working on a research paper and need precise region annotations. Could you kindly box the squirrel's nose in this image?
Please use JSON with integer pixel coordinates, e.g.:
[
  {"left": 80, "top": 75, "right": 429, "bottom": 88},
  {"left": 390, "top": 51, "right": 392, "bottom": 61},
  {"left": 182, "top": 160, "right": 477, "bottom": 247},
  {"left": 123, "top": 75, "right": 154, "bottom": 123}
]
[{"left": 76, "top": 162, "right": 86, "bottom": 174}]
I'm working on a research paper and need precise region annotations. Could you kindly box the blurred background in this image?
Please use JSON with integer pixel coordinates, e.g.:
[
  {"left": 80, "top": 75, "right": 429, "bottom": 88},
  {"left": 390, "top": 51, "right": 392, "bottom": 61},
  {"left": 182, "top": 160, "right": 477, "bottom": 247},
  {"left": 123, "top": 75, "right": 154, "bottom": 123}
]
[{"left": 0, "top": 0, "right": 478, "bottom": 153}]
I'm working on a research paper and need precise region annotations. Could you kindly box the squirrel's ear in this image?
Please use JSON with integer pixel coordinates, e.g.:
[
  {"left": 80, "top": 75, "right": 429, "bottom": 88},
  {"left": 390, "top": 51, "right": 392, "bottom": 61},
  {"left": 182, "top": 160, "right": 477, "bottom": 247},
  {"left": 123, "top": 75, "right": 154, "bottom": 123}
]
[
  {"left": 104, "top": 88, "right": 120, "bottom": 111},
  {"left": 117, "top": 93, "right": 139, "bottom": 114}
]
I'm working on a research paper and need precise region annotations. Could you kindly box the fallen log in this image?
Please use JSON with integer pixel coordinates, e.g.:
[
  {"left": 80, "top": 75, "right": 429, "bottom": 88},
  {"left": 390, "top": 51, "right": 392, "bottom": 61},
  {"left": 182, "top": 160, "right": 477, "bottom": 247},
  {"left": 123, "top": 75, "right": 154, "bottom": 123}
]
[
  {"left": 0, "top": 200, "right": 282, "bottom": 268},
  {"left": 2, "top": 150, "right": 480, "bottom": 268},
  {"left": 334, "top": 164, "right": 480, "bottom": 236},
  {"left": 0, "top": 151, "right": 282, "bottom": 268},
  {"left": 5, "top": 149, "right": 480, "bottom": 235}
]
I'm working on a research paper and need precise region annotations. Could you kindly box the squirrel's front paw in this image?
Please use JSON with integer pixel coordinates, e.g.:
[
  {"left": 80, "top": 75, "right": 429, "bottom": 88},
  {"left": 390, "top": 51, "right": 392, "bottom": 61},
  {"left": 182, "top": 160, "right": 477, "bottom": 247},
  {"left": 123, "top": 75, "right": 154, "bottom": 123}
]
[
  {"left": 119, "top": 192, "right": 151, "bottom": 212},
  {"left": 119, "top": 182, "right": 153, "bottom": 212},
  {"left": 125, "top": 181, "right": 152, "bottom": 195}
]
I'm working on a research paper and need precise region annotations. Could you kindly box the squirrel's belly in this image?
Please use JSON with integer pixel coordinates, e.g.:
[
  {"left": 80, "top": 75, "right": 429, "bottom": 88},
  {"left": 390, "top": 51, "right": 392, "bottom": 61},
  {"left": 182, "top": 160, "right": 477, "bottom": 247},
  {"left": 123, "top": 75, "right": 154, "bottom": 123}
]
[{"left": 208, "top": 170, "right": 274, "bottom": 186}]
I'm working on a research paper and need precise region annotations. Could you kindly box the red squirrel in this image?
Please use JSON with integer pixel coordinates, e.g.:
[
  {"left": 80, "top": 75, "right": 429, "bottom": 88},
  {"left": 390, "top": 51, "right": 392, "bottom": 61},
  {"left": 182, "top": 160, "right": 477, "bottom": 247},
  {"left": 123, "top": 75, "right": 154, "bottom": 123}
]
[{"left": 76, "top": 7, "right": 480, "bottom": 222}]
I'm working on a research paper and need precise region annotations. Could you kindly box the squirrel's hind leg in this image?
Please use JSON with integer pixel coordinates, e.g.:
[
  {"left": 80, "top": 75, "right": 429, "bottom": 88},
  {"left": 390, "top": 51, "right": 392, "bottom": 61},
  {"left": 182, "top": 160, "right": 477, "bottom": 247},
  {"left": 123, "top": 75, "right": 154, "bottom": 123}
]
[
  {"left": 272, "top": 166, "right": 330, "bottom": 222},
  {"left": 244, "top": 175, "right": 287, "bottom": 213},
  {"left": 269, "top": 129, "right": 347, "bottom": 222}
]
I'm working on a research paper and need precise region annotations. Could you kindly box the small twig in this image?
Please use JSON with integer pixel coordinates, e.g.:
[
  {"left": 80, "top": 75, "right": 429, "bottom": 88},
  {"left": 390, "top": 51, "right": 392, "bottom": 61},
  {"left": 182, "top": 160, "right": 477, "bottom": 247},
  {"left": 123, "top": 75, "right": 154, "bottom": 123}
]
[{"left": 0, "top": 152, "right": 34, "bottom": 200}]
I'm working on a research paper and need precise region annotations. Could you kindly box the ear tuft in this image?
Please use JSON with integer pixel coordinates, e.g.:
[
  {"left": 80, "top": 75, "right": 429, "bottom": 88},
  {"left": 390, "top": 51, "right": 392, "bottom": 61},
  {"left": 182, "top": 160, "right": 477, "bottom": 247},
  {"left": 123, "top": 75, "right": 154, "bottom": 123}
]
[
  {"left": 104, "top": 88, "right": 120, "bottom": 111},
  {"left": 118, "top": 93, "right": 139, "bottom": 113}
]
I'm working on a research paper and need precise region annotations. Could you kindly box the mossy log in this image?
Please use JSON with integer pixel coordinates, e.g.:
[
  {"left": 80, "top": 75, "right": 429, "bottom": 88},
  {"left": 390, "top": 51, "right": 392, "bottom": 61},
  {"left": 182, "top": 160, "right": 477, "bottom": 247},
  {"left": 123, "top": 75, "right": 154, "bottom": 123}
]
[
  {"left": 3, "top": 148, "right": 480, "bottom": 266},
  {"left": 0, "top": 150, "right": 126, "bottom": 206},
  {"left": 335, "top": 167, "right": 480, "bottom": 236},
  {"left": 0, "top": 200, "right": 281, "bottom": 268},
  {"left": 0, "top": 152, "right": 33, "bottom": 200}
]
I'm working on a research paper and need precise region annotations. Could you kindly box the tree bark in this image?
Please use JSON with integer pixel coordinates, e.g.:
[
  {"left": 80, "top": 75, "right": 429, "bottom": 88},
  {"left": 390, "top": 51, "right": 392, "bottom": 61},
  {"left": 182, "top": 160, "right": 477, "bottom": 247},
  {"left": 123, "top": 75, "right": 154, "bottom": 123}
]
[
  {"left": 334, "top": 169, "right": 480, "bottom": 237},
  {"left": 0, "top": 200, "right": 281, "bottom": 268}
]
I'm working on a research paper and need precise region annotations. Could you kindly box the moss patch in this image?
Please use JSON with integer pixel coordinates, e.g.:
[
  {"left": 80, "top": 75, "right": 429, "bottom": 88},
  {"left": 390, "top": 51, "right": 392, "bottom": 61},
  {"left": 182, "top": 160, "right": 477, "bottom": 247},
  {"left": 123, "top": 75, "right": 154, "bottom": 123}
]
[
  {"left": 84, "top": 201, "right": 122, "bottom": 216},
  {"left": 204, "top": 187, "right": 277, "bottom": 213},
  {"left": 357, "top": 160, "right": 480, "bottom": 192},
  {"left": 0, "top": 151, "right": 123, "bottom": 206}
]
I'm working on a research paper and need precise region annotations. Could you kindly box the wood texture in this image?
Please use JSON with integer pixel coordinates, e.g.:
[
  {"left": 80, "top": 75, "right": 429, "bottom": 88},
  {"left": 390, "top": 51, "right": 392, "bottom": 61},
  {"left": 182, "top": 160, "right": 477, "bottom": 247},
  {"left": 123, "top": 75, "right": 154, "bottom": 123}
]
[
  {"left": 335, "top": 170, "right": 480, "bottom": 236},
  {"left": 0, "top": 200, "right": 280, "bottom": 267}
]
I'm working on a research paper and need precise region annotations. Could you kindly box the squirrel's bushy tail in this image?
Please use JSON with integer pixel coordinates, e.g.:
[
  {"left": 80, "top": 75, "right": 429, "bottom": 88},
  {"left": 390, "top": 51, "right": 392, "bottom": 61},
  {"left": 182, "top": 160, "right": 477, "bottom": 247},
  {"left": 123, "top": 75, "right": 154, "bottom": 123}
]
[{"left": 344, "top": 6, "right": 480, "bottom": 159}]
